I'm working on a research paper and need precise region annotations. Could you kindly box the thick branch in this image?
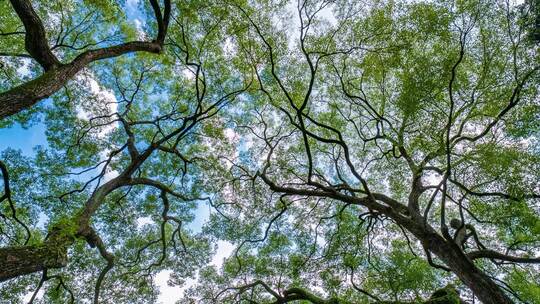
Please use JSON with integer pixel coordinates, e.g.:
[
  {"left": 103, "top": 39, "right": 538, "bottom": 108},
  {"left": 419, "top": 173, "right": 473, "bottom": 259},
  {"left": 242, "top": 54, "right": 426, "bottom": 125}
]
[
  {"left": 0, "top": 0, "right": 171, "bottom": 119},
  {"left": 468, "top": 249, "right": 540, "bottom": 263},
  {"left": 0, "top": 229, "right": 73, "bottom": 282},
  {"left": 9, "top": 0, "right": 60, "bottom": 70}
]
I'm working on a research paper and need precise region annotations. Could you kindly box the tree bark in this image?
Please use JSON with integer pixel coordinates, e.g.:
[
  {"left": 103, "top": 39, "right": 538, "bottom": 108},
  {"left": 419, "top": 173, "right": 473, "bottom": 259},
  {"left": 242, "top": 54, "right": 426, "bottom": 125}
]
[
  {"left": 406, "top": 224, "right": 514, "bottom": 304},
  {"left": 0, "top": 41, "right": 163, "bottom": 119},
  {"left": 0, "top": 148, "right": 165, "bottom": 281},
  {"left": 0, "top": 231, "right": 73, "bottom": 282},
  {"left": 260, "top": 174, "right": 515, "bottom": 304},
  {"left": 0, "top": 176, "right": 125, "bottom": 282},
  {"left": 9, "top": 0, "right": 60, "bottom": 70},
  {"left": 0, "top": 0, "right": 170, "bottom": 119}
]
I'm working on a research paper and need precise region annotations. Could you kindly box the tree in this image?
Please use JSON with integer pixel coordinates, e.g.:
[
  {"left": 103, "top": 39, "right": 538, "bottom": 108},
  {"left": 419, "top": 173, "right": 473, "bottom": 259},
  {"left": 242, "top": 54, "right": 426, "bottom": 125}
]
[
  {"left": 1, "top": 1, "right": 252, "bottom": 302},
  {"left": 519, "top": 0, "right": 540, "bottom": 43},
  {"left": 181, "top": 0, "right": 540, "bottom": 303},
  {"left": 1, "top": 0, "right": 539, "bottom": 303}
]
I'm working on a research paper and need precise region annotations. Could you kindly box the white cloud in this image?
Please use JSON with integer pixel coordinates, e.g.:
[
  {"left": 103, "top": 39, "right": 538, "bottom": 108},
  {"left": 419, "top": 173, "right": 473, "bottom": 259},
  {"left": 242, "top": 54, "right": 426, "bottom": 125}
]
[
  {"left": 136, "top": 216, "right": 155, "bottom": 229},
  {"left": 125, "top": 0, "right": 146, "bottom": 39},
  {"left": 85, "top": 72, "right": 118, "bottom": 119},
  {"left": 15, "top": 58, "right": 32, "bottom": 78},
  {"left": 424, "top": 171, "right": 443, "bottom": 186},
  {"left": 154, "top": 241, "right": 235, "bottom": 304},
  {"left": 22, "top": 289, "right": 44, "bottom": 303},
  {"left": 74, "top": 71, "right": 119, "bottom": 138},
  {"left": 181, "top": 68, "right": 195, "bottom": 80},
  {"left": 73, "top": 72, "right": 121, "bottom": 185},
  {"left": 210, "top": 241, "right": 235, "bottom": 267},
  {"left": 155, "top": 270, "right": 188, "bottom": 304},
  {"left": 133, "top": 19, "right": 146, "bottom": 40},
  {"left": 224, "top": 128, "right": 238, "bottom": 141}
]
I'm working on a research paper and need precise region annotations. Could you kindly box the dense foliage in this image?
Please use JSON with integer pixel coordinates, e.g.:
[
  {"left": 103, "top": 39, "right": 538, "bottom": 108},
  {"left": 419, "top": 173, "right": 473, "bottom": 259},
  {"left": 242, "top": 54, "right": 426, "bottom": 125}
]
[{"left": 1, "top": 0, "right": 539, "bottom": 303}]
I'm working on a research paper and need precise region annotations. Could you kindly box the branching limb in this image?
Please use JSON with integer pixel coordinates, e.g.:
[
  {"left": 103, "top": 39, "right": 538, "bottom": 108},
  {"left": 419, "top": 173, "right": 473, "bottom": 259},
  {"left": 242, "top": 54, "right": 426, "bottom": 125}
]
[
  {"left": 82, "top": 227, "right": 115, "bottom": 304},
  {"left": 467, "top": 249, "right": 540, "bottom": 264},
  {"left": 0, "top": 0, "right": 172, "bottom": 119},
  {"left": 0, "top": 159, "right": 31, "bottom": 244}
]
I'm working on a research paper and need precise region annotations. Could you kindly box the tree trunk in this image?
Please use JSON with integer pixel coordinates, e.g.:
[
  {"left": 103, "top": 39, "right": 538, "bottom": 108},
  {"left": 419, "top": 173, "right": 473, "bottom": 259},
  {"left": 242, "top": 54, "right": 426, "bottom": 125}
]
[
  {"left": 261, "top": 177, "right": 516, "bottom": 304},
  {"left": 0, "top": 231, "right": 73, "bottom": 282},
  {"left": 419, "top": 231, "right": 513, "bottom": 304},
  {"left": 0, "top": 64, "right": 80, "bottom": 119},
  {"left": 1, "top": 0, "right": 169, "bottom": 120},
  {"left": 0, "top": 177, "right": 124, "bottom": 282}
]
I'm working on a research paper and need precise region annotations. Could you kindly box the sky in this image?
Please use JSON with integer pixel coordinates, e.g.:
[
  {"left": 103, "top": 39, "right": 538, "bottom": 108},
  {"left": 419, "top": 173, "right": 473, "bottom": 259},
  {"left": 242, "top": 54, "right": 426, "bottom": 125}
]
[
  {"left": 2, "top": 0, "right": 316, "bottom": 301},
  {"left": 3, "top": 0, "right": 537, "bottom": 302},
  {"left": 0, "top": 0, "right": 527, "bottom": 303},
  {"left": 0, "top": 101, "right": 235, "bottom": 304}
]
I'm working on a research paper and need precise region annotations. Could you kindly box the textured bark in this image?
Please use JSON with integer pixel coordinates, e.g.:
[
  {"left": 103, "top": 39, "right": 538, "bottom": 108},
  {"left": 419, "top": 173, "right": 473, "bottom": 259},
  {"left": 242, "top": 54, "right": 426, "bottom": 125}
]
[
  {"left": 0, "top": 115, "right": 188, "bottom": 281},
  {"left": 467, "top": 249, "right": 540, "bottom": 263},
  {"left": 0, "top": 175, "right": 124, "bottom": 282},
  {"left": 0, "top": 0, "right": 170, "bottom": 119},
  {"left": 0, "top": 171, "right": 144, "bottom": 282},
  {"left": 9, "top": 0, "right": 60, "bottom": 70},
  {"left": 406, "top": 224, "right": 513, "bottom": 304},
  {"left": 435, "top": 249, "right": 512, "bottom": 304},
  {"left": 260, "top": 174, "right": 515, "bottom": 304},
  {"left": 0, "top": 231, "right": 73, "bottom": 282},
  {"left": 0, "top": 41, "right": 163, "bottom": 119},
  {"left": 0, "top": 64, "right": 79, "bottom": 119}
]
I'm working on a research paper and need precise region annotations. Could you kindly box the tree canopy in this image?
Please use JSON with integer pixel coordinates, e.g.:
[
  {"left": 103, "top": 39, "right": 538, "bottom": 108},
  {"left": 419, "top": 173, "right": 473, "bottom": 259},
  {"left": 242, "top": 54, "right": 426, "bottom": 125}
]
[{"left": 0, "top": 0, "right": 539, "bottom": 303}]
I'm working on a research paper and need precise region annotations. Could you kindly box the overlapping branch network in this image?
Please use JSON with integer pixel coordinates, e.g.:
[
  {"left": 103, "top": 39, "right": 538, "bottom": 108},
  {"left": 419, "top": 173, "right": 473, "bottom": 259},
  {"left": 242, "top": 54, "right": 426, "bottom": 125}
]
[
  {"left": 217, "top": 1, "right": 540, "bottom": 303},
  {"left": 0, "top": 8, "right": 253, "bottom": 302}
]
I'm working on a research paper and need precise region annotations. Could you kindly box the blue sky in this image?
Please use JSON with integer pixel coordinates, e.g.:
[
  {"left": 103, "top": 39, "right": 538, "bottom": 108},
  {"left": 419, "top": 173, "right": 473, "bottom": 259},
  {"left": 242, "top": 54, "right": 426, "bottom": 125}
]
[{"left": 0, "top": 123, "right": 47, "bottom": 156}]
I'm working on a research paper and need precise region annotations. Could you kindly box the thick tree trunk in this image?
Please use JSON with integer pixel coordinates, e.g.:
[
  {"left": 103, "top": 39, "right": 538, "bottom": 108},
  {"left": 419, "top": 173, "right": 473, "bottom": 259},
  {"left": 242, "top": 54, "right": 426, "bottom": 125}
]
[
  {"left": 9, "top": 0, "right": 60, "bottom": 70},
  {"left": 378, "top": 205, "right": 515, "bottom": 303},
  {"left": 0, "top": 231, "right": 73, "bottom": 282},
  {"left": 0, "top": 177, "right": 125, "bottom": 282},
  {"left": 1, "top": 0, "right": 169, "bottom": 120},
  {"left": 0, "top": 64, "right": 80, "bottom": 119},
  {"left": 374, "top": 200, "right": 515, "bottom": 304},
  {"left": 261, "top": 176, "right": 516, "bottom": 304},
  {"left": 418, "top": 231, "right": 513, "bottom": 304}
]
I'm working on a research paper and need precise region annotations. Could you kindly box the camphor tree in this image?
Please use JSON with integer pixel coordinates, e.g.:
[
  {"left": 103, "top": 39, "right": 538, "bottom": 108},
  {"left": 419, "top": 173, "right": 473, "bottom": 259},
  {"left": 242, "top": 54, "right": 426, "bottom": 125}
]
[
  {"left": 180, "top": 0, "right": 540, "bottom": 304},
  {"left": 0, "top": 0, "right": 253, "bottom": 302},
  {"left": 0, "top": 0, "right": 539, "bottom": 303}
]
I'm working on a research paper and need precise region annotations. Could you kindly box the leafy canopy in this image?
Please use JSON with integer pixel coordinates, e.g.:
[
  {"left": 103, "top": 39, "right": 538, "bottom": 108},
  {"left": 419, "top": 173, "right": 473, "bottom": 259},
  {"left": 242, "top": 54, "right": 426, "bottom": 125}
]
[{"left": 0, "top": 0, "right": 539, "bottom": 303}]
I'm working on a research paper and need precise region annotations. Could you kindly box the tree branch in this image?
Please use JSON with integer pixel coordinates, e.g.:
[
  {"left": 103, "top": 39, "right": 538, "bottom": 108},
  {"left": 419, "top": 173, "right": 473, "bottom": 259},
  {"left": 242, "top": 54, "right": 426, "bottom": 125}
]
[
  {"left": 467, "top": 249, "right": 540, "bottom": 264},
  {"left": 0, "top": 0, "right": 172, "bottom": 119}
]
